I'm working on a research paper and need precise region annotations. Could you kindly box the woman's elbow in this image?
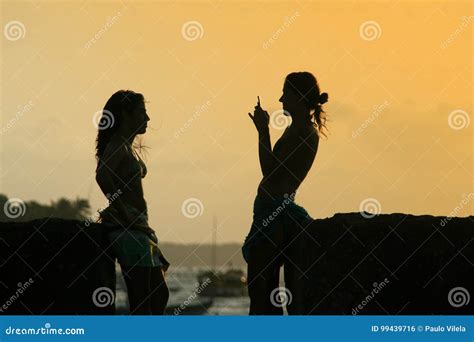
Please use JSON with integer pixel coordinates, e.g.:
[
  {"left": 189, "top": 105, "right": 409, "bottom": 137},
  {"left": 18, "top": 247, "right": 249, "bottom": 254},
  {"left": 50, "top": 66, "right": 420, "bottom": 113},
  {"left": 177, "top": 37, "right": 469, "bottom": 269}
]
[{"left": 95, "top": 170, "right": 108, "bottom": 186}]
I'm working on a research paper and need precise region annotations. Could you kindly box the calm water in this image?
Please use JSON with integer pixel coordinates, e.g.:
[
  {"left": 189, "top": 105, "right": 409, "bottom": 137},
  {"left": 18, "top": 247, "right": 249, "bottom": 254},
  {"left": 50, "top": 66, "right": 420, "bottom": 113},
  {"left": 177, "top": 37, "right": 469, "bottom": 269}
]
[{"left": 115, "top": 264, "right": 250, "bottom": 315}]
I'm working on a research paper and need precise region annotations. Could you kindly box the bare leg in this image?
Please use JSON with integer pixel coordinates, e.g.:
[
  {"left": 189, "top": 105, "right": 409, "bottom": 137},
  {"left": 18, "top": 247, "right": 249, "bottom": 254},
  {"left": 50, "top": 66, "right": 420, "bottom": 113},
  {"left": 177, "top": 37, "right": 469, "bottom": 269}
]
[
  {"left": 150, "top": 267, "right": 169, "bottom": 315},
  {"left": 246, "top": 239, "right": 284, "bottom": 315},
  {"left": 122, "top": 265, "right": 152, "bottom": 315},
  {"left": 284, "top": 261, "right": 306, "bottom": 314},
  {"left": 248, "top": 261, "right": 283, "bottom": 314},
  {"left": 284, "top": 216, "right": 313, "bottom": 314}
]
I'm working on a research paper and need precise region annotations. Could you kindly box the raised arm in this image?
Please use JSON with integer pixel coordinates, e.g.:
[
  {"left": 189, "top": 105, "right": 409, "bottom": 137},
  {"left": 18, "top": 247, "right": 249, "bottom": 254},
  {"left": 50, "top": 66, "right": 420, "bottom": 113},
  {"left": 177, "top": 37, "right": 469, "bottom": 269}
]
[
  {"left": 256, "top": 128, "right": 274, "bottom": 177},
  {"left": 248, "top": 97, "right": 280, "bottom": 177}
]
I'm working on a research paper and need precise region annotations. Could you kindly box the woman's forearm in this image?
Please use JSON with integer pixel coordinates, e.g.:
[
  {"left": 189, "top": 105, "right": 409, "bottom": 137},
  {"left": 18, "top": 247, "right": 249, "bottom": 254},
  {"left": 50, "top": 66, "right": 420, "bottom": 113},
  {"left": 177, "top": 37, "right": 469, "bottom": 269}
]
[
  {"left": 96, "top": 173, "right": 130, "bottom": 222},
  {"left": 96, "top": 169, "right": 120, "bottom": 201},
  {"left": 258, "top": 128, "right": 274, "bottom": 177}
]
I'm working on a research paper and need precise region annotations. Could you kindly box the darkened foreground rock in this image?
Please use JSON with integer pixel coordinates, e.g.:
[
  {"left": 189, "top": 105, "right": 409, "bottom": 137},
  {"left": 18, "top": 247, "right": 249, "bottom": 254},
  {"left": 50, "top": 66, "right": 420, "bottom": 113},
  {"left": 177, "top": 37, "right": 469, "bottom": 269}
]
[
  {"left": 286, "top": 213, "right": 473, "bottom": 315},
  {"left": 0, "top": 218, "right": 115, "bottom": 314},
  {"left": 0, "top": 213, "right": 473, "bottom": 315}
]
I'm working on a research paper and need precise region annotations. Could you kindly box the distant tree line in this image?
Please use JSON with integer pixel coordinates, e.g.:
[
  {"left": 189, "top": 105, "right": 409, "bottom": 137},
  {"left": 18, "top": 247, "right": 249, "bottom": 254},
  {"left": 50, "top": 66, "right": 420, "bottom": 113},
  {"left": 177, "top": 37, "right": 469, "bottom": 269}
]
[{"left": 0, "top": 194, "right": 91, "bottom": 221}]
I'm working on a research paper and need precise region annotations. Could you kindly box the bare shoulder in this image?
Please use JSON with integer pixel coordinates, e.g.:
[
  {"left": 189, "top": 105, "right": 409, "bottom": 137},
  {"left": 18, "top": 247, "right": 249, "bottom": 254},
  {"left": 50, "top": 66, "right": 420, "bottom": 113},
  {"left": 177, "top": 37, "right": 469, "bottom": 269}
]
[
  {"left": 294, "top": 126, "right": 318, "bottom": 159},
  {"left": 298, "top": 125, "right": 318, "bottom": 144},
  {"left": 105, "top": 137, "right": 128, "bottom": 157}
]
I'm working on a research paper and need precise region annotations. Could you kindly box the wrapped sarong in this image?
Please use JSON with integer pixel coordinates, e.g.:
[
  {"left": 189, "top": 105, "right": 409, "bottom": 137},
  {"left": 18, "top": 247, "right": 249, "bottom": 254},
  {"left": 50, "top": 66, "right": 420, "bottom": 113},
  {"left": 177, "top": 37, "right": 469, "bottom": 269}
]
[
  {"left": 242, "top": 194, "right": 312, "bottom": 263},
  {"left": 98, "top": 204, "right": 169, "bottom": 270}
]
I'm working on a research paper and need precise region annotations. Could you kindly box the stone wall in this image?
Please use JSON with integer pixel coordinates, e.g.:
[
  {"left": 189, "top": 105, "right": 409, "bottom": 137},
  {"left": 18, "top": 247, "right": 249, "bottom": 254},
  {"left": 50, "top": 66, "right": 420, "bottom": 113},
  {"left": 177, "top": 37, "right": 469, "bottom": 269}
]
[
  {"left": 286, "top": 213, "right": 473, "bottom": 314},
  {"left": 0, "top": 218, "right": 115, "bottom": 314}
]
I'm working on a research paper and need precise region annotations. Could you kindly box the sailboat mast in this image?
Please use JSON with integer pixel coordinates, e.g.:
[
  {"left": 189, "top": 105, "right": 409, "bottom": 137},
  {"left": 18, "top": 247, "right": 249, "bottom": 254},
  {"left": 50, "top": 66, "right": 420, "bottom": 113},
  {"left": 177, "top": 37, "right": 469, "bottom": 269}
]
[{"left": 212, "top": 214, "right": 217, "bottom": 273}]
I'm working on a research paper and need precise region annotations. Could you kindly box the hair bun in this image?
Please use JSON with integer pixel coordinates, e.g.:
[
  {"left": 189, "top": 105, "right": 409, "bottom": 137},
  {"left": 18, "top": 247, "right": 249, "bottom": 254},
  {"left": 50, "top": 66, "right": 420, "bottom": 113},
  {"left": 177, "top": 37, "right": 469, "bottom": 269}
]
[{"left": 318, "top": 92, "right": 328, "bottom": 104}]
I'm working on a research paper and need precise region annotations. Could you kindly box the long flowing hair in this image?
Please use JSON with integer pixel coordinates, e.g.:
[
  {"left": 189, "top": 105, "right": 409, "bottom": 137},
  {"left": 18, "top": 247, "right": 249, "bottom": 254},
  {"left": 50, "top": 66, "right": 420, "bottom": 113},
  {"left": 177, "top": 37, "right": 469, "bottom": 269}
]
[{"left": 95, "top": 90, "right": 148, "bottom": 167}]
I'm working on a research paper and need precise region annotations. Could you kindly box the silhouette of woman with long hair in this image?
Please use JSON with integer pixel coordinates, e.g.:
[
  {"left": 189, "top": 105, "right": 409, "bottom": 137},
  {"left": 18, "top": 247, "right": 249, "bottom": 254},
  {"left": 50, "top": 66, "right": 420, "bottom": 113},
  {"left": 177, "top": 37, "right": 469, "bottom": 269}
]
[
  {"left": 95, "top": 90, "right": 169, "bottom": 314},
  {"left": 243, "top": 72, "right": 328, "bottom": 314}
]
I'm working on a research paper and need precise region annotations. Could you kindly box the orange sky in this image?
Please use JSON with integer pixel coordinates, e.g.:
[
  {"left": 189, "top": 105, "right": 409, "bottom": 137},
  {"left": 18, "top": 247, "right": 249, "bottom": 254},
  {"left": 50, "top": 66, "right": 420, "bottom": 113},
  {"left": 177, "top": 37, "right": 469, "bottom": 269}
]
[{"left": 1, "top": 0, "right": 472, "bottom": 243}]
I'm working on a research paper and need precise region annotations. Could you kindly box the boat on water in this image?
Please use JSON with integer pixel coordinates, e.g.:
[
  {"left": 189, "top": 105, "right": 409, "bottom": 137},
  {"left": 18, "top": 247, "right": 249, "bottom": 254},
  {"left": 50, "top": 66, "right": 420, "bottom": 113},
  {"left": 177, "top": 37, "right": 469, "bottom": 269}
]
[
  {"left": 196, "top": 216, "right": 248, "bottom": 297},
  {"left": 114, "top": 265, "right": 213, "bottom": 315},
  {"left": 197, "top": 267, "right": 247, "bottom": 297}
]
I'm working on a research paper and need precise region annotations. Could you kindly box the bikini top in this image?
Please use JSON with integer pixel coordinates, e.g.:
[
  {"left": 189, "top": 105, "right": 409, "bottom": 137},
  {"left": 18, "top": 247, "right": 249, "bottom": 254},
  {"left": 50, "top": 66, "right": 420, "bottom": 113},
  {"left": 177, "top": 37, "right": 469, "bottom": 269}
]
[
  {"left": 97, "top": 144, "right": 147, "bottom": 181},
  {"left": 131, "top": 156, "right": 147, "bottom": 179}
]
